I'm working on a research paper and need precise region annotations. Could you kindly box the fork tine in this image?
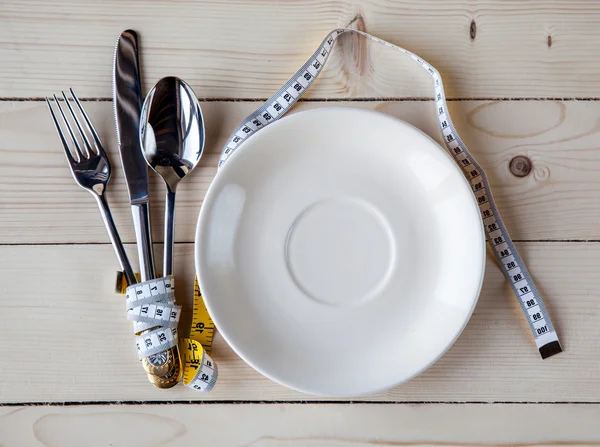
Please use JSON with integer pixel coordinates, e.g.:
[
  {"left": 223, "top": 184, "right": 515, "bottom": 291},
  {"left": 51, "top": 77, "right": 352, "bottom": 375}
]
[
  {"left": 53, "top": 93, "right": 87, "bottom": 161},
  {"left": 46, "top": 97, "right": 77, "bottom": 165},
  {"left": 61, "top": 90, "right": 94, "bottom": 157},
  {"left": 70, "top": 88, "right": 103, "bottom": 151}
]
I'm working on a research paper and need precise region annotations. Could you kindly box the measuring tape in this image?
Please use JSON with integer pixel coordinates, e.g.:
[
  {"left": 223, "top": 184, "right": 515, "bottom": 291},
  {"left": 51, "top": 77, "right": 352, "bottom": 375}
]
[
  {"left": 117, "top": 274, "right": 217, "bottom": 391},
  {"left": 217, "top": 29, "right": 562, "bottom": 359}
]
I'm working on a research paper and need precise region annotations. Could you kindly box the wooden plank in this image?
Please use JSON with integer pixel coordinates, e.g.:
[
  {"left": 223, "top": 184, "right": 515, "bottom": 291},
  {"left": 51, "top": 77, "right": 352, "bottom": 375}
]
[
  {"left": 2, "top": 403, "right": 600, "bottom": 446},
  {"left": 0, "top": 242, "right": 596, "bottom": 403},
  {"left": 2, "top": 99, "right": 600, "bottom": 244},
  {"left": 2, "top": 1, "right": 600, "bottom": 98}
]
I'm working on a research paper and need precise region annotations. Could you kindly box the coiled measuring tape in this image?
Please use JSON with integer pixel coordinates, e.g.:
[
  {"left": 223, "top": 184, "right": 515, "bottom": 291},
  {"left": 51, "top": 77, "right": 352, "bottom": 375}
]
[
  {"left": 218, "top": 29, "right": 562, "bottom": 359},
  {"left": 117, "top": 274, "right": 217, "bottom": 391}
]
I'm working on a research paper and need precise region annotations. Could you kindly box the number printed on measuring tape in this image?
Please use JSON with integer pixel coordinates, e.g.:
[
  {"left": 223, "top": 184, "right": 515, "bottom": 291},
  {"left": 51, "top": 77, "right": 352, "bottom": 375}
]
[
  {"left": 180, "top": 338, "right": 218, "bottom": 393},
  {"left": 127, "top": 301, "right": 181, "bottom": 328},
  {"left": 218, "top": 28, "right": 562, "bottom": 359},
  {"left": 126, "top": 276, "right": 181, "bottom": 334},
  {"left": 125, "top": 276, "right": 175, "bottom": 310},
  {"left": 189, "top": 276, "right": 216, "bottom": 354},
  {"left": 127, "top": 276, "right": 181, "bottom": 360},
  {"left": 136, "top": 326, "right": 178, "bottom": 360},
  {"left": 122, "top": 275, "right": 218, "bottom": 391}
]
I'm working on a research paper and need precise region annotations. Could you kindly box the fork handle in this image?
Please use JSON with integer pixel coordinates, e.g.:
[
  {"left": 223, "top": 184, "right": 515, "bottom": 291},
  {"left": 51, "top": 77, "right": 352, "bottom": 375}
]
[{"left": 94, "top": 193, "right": 136, "bottom": 285}]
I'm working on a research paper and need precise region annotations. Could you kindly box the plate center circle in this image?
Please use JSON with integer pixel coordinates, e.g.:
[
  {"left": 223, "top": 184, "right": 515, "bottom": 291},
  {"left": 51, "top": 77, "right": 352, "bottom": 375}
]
[{"left": 285, "top": 197, "right": 395, "bottom": 307}]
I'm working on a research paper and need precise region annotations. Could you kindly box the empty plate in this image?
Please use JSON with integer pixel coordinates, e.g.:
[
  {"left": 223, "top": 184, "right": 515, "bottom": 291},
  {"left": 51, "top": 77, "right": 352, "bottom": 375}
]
[{"left": 195, "top": 107, "right": 485, "bottom": 396}]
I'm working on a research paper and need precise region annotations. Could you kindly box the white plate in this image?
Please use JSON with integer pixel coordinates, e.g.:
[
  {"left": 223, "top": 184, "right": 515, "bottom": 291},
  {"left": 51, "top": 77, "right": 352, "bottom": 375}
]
[{"left": 195, "top": 107, "right": 485, "bottom": 397}]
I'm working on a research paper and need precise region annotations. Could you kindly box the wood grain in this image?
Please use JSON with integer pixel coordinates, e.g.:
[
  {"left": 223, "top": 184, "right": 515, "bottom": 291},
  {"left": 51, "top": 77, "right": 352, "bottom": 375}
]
[
  {"left": 2, "top": 404, "right": 600, "bottom": 446},
  {"left": 2, "top": 1, "right": 600, "bottom": 98},
  {"left": 0, "top": 242, "right": 596, "bottom": 403},
  {"left": 2, "top": 100, "right": 600, "bottom": 244},
  {"left": 2, "top": 0, "right": 599, "bottom": 435}
]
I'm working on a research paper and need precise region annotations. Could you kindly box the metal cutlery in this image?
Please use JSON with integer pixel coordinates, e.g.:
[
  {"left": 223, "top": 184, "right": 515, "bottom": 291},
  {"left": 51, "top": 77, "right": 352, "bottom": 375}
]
[
  {"left": 47, "top": 31, "right": 190, "bottom": 390},
  {"left": 46, "top": 89, "right": 136, "bottom": 286},
  {"left": 113, "top": 29, "right": 156, "bottom": 282},
  {"left": 113, "top": 29, "right": 182, "bottom": 387},
  {"left": 140, "top": 76, "right": 206, "bottom": 276}
]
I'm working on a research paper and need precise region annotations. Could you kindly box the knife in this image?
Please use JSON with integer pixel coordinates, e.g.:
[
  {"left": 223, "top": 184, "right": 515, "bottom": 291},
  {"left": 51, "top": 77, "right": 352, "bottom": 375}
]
[{"left": 113, "top": 30, "right": 155, "bottom": 282}]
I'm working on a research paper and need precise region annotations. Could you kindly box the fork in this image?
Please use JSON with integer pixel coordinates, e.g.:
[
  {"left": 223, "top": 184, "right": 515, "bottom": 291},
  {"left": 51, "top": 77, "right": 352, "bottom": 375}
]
[{"left": 46, "top": 89, "right": 136, "bottom": 286}]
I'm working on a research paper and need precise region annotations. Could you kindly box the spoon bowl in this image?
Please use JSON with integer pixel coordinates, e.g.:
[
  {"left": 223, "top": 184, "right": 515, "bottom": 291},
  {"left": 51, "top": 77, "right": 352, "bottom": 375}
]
[{"left": 140, "top": 76, "right": 205, "bottom": 193}]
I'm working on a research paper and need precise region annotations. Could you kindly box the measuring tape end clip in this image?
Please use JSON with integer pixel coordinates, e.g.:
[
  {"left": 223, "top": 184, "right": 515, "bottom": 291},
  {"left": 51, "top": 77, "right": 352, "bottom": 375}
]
[
  {"left": 539, "top": 341, "right": 562, "bottom": 360},
  {"left": 115, "top": 270, "right": 141, "bottom": 294}
]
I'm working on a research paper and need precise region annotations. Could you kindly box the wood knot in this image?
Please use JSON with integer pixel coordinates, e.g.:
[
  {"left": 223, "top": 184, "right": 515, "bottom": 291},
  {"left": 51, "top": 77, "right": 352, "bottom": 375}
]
[
  {"left": 509, "top": 156, "right": 532, "bottom": 177},
  {"left": 470, "top": 20, "right": 476, "bottom": 40},
  {"left": 547, "top": 35, "right": 552, "bottom": 48},
  {"left": 342, "top": 12, "right": 369, "bottom": 82},
  {"left": 347, "top": 13, "right": 366, "bottom": 32}
]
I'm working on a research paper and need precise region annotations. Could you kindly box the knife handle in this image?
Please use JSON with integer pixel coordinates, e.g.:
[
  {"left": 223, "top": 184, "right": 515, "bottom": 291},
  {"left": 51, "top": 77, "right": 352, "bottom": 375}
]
[{"left": 131, "top": 203, "right": 155, "bottom": 281}]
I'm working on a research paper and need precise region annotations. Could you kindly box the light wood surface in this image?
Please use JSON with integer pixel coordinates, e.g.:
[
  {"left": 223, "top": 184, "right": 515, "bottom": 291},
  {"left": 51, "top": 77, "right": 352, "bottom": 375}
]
[
  {"left": 3, "top": 100, "right": 600, "bottom": 243},
  {"left": 2, "top": 404, "right": 600, "bottom": 447},
  {"left": 0, "top": 242, "right": 597, "bottom": 403},
  {"left": 3, "top": 1, "right": 600, "bottom": 99},
  {"left": 2, "top": 0, "right": 600, "bottom": 444}
]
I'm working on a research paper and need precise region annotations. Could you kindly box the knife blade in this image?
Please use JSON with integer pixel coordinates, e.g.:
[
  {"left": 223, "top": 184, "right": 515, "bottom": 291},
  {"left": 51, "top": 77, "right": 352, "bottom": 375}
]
[{"left": 113, "top": 29, "right": 156, "bottom": 281}]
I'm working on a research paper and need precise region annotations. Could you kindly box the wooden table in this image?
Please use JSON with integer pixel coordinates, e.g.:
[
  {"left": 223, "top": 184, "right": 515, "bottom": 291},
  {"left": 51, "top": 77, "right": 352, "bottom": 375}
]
[{"left": 1, "top": 1, "right": 600, "bottom": 444}]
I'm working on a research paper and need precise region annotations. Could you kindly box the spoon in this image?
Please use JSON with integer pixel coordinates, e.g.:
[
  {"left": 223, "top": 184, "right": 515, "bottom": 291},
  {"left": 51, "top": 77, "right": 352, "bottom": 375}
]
[{"left": 139, "top": 76, "right": 205, "bottom": 275}]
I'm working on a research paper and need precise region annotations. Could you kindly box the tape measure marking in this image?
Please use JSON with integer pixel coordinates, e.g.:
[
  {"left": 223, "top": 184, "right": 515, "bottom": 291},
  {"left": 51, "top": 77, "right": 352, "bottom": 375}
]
[
  {"left": 136, "top": 326, "right": 178, "bottom": 360},
  {"left": 127, "top": 302, "right": 181, "bottom": 329},
  {"left": 217, "top": 29, "right": 562, "bottom": 359},
  {"left": 180, "top": 338, "right": 218, "bottom": 392},
  {"left": 177, "top": 278, "right": 217, "bottom": 392},
  {"left": 125, "top": 277, "right": 175, "bottom": 309},
  {"left": 120, "top": 274, "right": 218, "bottom": 391},
  {"left": 189, "top": 276, "right": 216, "bottom": 355}
]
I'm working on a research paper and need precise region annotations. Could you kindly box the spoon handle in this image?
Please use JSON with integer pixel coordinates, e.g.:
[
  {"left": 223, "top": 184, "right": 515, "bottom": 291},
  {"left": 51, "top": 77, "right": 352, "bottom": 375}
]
[{"left": 164, "top": 189, "right": 176, "bottom": 276}]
